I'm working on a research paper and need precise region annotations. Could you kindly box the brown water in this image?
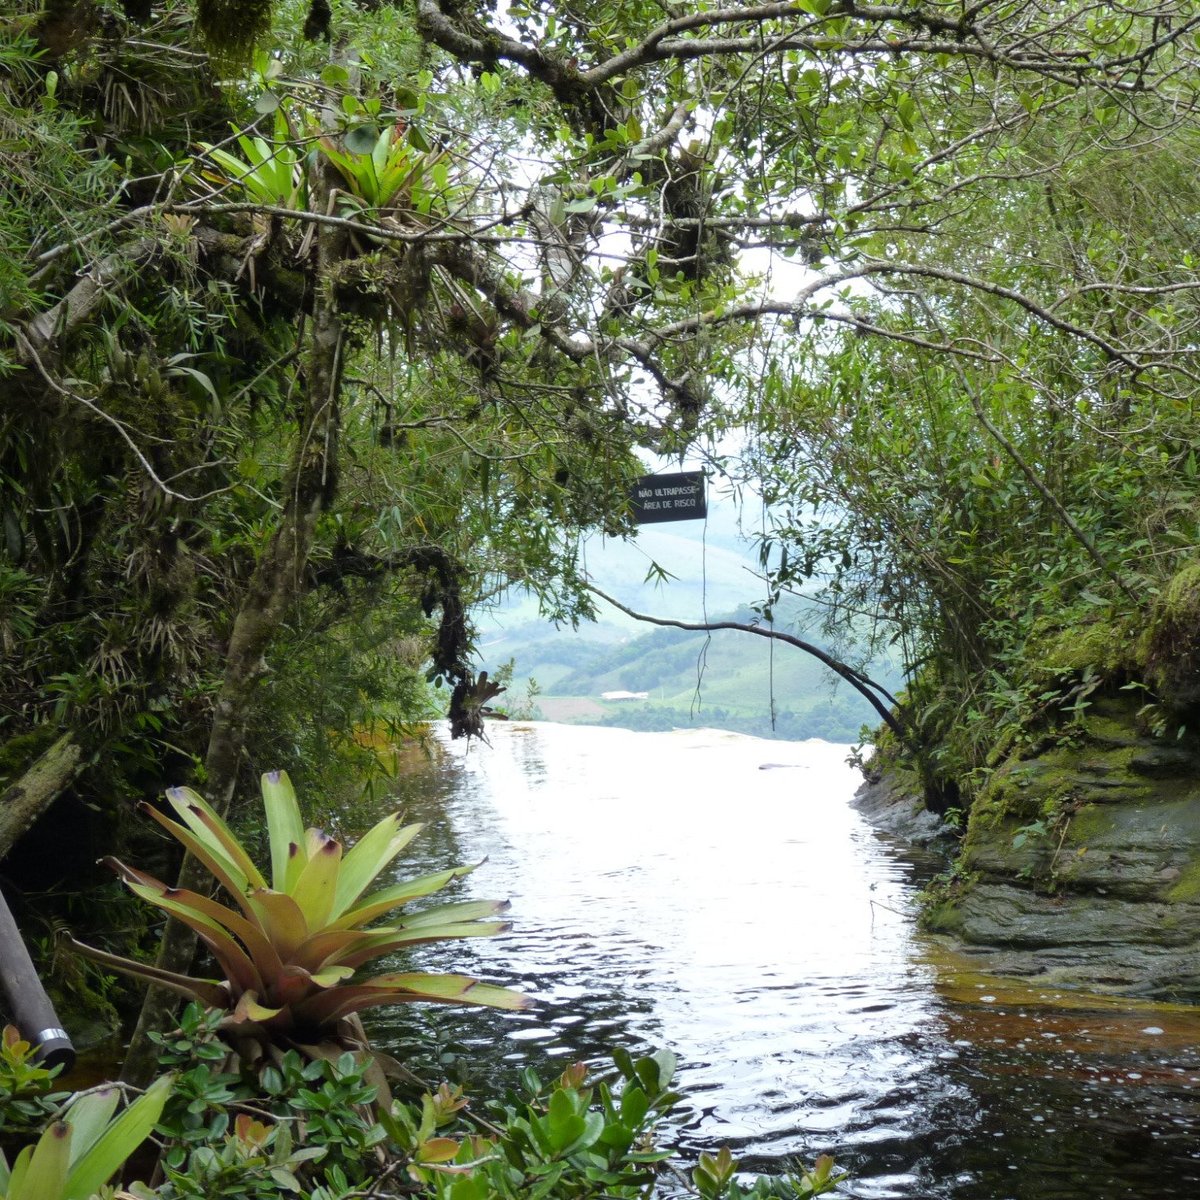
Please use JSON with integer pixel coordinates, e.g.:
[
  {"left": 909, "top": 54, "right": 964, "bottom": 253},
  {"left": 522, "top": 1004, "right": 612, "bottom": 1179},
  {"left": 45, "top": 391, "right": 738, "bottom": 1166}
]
[{"left": 367, "top": 722, "right": 1200, "bottom": 1199}]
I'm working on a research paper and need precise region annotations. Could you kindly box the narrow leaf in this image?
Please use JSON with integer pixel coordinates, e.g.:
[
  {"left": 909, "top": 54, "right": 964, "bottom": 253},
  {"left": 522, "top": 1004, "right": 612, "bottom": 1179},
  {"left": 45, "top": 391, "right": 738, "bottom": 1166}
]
[
  {"left": 398, "top": 898, "right": 510, "bottom": 930},
  {"left": 63, "top": 1074, "right": 172, "bottom": 1200},
  {"left": 261, "top": 770, "right": 306, "bottom": 891},
  {"left": 332, "top": 863, "right": 480, "bottom": 930},
  {"left": 245, "top": 889, "right": 309, "bottom": 957},
  {"left": 333, "top": 922, "right": 511, "bottom": 971},
  {"left": 119, "top": 878, "right": 264, "bottom": 998},
  {"left": 20, "top": 1122, "right": 71, "bottom": 1200},
  {"left": 331, "top": 814, "right": 423, "bottom": 919},
  {"left": 176, "top": 792, "right": 268, "bottom": 890},
  {"left": 61, "top": 1088, "right": 120, "bottom": 1162},
  {"left": 299, "top": 972, "right": 531, "bottom": 1025},
  {"left": 290, "top": 928, "right": 373, "bottom": 973},
  {"left": 106, "top": 858, "right": 284, "bottom": 985},
  {"left": 290, "top": 833, "right": 342, "bottom": 929},
  {"left": 227, "top": 991, "right": 285, "bottom": 1026},
  {"left": 6, "top": 1143, "right": 33, "bottom": 1200},
  {"left": 139, "top": 803, "right": 257, "bottom": 913},
  {"left": 66, "top": 936, "right": 228, "bottom": 1007}
]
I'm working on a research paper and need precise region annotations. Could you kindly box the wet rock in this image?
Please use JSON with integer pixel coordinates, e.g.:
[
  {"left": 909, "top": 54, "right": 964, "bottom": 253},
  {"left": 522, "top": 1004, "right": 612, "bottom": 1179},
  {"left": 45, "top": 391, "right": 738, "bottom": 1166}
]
[
  {"left": 852, "top": 770, "right": 952, "bottom": 846},
  {"left": 857, "top": 696, "right": 1200, "bottom": 999},
  {"left": 1129, "top": 744, "right": 1197, "bottom": 778}
]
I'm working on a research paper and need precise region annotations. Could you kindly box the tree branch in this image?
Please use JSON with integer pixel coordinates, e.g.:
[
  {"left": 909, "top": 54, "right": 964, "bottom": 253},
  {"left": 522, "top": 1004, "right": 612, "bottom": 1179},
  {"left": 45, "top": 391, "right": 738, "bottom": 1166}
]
[{"left": 586, "top": 584, "right": 906, "bottom": 741}]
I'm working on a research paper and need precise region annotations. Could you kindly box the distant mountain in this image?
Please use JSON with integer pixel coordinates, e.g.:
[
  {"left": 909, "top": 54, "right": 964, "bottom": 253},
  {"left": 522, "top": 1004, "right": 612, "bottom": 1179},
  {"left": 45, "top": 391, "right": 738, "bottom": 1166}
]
[
  {"left": 477, "top": 476, "right": 900, "bottom": 742},
  {"left": 484, "top": 596, "right": 900, "bottom": 743}
]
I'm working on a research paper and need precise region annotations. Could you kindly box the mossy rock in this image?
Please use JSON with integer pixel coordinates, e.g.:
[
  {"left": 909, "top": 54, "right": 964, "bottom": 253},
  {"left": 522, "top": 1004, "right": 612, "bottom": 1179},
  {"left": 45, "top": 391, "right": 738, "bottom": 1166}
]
[
  {"left": 1028, "top": 614, "right": 1138, "bottom": 678},
  {"left": 1146, "top": 560, "right": 1200, "bottom": 707}
]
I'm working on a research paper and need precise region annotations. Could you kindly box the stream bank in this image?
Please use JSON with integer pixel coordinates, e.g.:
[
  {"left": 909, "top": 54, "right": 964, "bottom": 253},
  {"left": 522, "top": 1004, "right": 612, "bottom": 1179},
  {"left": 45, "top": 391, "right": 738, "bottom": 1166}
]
[{"left": 855, "top": 695, "right": 1200, "bottom": 999}]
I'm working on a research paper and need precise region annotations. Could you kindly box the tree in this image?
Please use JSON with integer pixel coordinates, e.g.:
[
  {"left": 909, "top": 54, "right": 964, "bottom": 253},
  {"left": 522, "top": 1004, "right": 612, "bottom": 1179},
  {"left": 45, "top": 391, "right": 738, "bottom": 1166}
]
[
  {"left": 2, "top": 0, "right": 1197, "bottom": 1057},
  {"left": 723, "top": 53, "right": 1200, "bottom": 788}
]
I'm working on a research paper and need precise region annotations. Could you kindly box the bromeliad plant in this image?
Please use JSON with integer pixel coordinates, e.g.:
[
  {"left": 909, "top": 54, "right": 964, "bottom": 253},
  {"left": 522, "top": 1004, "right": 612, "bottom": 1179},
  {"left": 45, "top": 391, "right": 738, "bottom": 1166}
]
[
  {"left": 319, "top": 124, "right": 447, "bottom": 217},
  {"left": 70, "top": 771, "right": 528, "bottom": 1049},
  {"left": 194, "top": 108, "right": 307, "bottom": 209}
]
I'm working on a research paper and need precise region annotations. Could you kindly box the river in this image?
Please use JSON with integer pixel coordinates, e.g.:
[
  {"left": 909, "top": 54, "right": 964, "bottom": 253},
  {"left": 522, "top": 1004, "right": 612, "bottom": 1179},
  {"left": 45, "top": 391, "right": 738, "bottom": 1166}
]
[{"left": 364, "top": 722, "right": 1200, "bottom": 1199}]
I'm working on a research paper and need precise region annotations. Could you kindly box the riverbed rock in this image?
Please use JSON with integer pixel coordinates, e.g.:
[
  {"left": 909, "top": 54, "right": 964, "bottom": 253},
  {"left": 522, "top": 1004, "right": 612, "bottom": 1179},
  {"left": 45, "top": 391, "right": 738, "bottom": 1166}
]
[
  {"left": 855, "top": 696, "right": 1200, "bottom": 1000},
  {"left": 852, "top": 768, "right": 953, "bottom": 846}
]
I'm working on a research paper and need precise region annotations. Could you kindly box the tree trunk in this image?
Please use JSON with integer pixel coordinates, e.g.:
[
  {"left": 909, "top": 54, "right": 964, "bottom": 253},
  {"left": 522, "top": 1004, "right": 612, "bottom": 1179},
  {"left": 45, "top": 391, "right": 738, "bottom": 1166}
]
[
  {"left": 0, "top": 733, "right": 82, "bottom": 863},
  {"left": 119, "top": 165, "right": 349, "bottom": 1087}
]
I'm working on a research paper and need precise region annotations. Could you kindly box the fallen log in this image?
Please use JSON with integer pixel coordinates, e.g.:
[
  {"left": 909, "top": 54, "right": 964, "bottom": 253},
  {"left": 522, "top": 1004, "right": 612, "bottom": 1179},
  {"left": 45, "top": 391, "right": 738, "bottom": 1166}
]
[{"left": 0, "top": 732, "right": 83, "bottom": 863}]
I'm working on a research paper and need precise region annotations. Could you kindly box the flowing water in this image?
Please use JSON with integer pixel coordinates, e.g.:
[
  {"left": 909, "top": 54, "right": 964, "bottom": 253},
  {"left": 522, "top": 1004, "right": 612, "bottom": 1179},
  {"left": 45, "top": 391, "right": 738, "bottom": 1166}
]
[{"left": 366, "top": 722, "right": 1200, "bottom": 1199}]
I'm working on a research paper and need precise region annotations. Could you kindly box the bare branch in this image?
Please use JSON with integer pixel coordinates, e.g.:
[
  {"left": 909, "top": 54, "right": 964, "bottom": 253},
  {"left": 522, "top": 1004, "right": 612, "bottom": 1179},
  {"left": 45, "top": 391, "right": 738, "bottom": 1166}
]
[{"left": 588, "top": 584, "right": 907, "bottom": 740}]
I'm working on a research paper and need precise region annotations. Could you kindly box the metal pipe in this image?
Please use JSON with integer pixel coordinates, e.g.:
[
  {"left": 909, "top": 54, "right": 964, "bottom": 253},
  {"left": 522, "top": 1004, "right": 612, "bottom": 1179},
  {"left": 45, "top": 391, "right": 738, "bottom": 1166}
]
[{"left": 0, "top": 885, "right": 75, "bottom": 1074}]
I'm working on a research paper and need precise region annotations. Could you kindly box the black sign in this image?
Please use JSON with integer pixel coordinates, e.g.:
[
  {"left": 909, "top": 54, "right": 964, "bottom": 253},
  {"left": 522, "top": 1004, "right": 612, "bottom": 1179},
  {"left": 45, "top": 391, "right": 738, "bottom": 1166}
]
[{"left": 629, "top": 471, "right": 707, "bottom": 524}]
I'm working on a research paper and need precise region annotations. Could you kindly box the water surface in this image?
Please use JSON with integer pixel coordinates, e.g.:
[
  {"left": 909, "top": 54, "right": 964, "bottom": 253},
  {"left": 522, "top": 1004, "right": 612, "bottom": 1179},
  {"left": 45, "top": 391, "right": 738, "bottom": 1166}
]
[{"left": 368, "top": 722, "right": 1200, "bottom": 1199}]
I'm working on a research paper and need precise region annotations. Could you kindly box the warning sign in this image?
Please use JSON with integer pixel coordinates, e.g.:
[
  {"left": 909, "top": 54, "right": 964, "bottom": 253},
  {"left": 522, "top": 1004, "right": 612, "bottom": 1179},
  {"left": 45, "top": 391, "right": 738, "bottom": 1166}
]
[{"left": 629, "top": 471, "right": 707, "bottom": 524}]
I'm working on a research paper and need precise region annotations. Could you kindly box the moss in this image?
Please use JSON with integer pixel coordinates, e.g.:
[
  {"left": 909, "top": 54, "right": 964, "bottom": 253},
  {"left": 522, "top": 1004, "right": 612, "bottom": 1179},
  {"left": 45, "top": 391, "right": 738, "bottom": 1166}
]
[
  {"left": 1031, "top": 616, "right": 1135, "bottom": 677},
  {"left": 1078, "top": 718, "right": 1138, "bottom": 750},
  {"left": 196, "top": 0, "right": 273, "bottom": 61},
  {"left": 918, "top": 867, "right": 978, "bottom": 933},
  {"left": 1146, "top": 560, "right": 1200, "bottom": 707},
  {"left": 1166, "top": 860, "right": 1200, "bottom": 903},
  {"left": 0, "top": 726, "right": 60, "bottom": 786},
  {"left": 921, "top": 900, "right": 966, "bottom": 934},
  {"left": 1068, "top": 803, "right": 1117, "bottom": 844},
  {"left": 969, "top": 753, "right": 1083, "bottom": 832}
]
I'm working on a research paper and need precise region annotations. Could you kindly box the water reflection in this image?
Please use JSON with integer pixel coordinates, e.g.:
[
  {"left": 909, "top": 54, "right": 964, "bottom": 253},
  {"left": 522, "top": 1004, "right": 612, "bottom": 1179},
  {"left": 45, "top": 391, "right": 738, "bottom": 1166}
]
[{"left": 367, "top": 722, "right": 1200, "bottom": 1199}]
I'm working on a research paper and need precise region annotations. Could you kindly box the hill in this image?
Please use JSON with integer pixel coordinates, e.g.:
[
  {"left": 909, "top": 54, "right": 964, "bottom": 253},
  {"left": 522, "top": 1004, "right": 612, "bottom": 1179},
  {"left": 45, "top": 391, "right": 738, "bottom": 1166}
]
[{"left": 485, "top": 597, "right": 899, "bottom": 743}]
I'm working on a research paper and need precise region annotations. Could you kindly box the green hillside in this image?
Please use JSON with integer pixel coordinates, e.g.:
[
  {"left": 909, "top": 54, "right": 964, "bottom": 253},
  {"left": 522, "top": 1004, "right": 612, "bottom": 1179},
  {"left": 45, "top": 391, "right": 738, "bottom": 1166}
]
[{"left": 490, "top": 600, "right": 899, "bottom": 742}]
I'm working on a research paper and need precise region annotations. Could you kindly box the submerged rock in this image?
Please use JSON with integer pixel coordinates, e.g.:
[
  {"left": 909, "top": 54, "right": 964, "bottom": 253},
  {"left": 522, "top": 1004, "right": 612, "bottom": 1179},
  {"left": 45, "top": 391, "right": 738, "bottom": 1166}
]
[{"left": 855, "top": 697, "right": 1200, "bottom": 1000}]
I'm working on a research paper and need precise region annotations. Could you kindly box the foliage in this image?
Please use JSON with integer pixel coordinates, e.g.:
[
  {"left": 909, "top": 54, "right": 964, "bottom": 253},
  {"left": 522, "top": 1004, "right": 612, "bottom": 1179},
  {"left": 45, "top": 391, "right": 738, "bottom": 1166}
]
[
  {"left": 150, "top": 1007, "right": 386, "bottom": 1199},
  {"left": 143, "top": 1013, "right": 841, "bottom": 1200},
  {"left": 694, "top": 1146, "right": 845, "bottom": 1200},
  {"left": 4, "top": 0, "right": 1200, "bottom": 1067},
  {"left": 195, "top": 108, "right": 307, "bottom": 209},
  {"left": 0, "top": 1028, "right": 68, "bottom": 1139},
  {"left": 0, "top": 1074, "right": 171, "bottom": 1200},
  {"left": 728, "top": 95, "right": 1200, "bottom": 798},
  {"left": 70, "top": 771, "right": 527, "bottom": 1047}
]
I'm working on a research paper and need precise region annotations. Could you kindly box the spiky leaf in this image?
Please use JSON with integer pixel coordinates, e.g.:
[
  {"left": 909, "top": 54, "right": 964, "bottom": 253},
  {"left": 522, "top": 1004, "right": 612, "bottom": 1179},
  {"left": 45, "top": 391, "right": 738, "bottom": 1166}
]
[{"left": 261, "top": 770, "right": 306, "bottom": 891}]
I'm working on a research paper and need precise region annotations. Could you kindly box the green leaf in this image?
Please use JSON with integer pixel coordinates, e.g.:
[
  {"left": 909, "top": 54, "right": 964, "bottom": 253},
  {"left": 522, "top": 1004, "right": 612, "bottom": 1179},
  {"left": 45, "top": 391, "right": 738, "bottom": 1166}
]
[
  {"left": 332, "top": 863, "right": 481, "bottom": 929},
  {"left": 290, "top": 833, "right": 343, "bottom": 928},
  {"left": 330, "top": 921, "right": 512, "bottom": 971},
  {"left": 163, "top": 788, "right": 267, "bottom": 891},
  {"left": 15, "top": 1123, "right": 70, "bottom": 1200},
  {"left": 245, "top": 890, "right": 309, "bottom": 957},
  {"left": 114, "top": 870, "right": 265, "bottom": 997},
  {"left": 60, "top": 1089, "right": 120, "bottom": 1163},
  {"left": 396, "top": 898, "right": 510, "bottom": 929},
  {"left": 297, "top": 972, "right": 531, "bottom": 1025},
  {"left": 62, "top": 1074, "right": 172, "bottom": 1200},
  {"left": 620, "top": 1086, "right": 649, "bottom": 1127},
  {"left": 66, "top": 935, "right": 229, "bottom": 1008},
  {"left": 345, "top": 125, "right": 381, "bottom": 155},
  {"left": 331, "top": 813, "right": 423, "bottom": 918},
  {"left": 261, "top": 771, "right": 306, "bottom": 892}
]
